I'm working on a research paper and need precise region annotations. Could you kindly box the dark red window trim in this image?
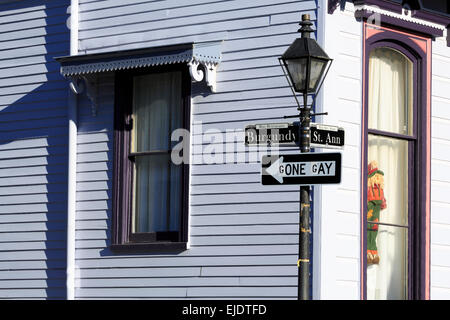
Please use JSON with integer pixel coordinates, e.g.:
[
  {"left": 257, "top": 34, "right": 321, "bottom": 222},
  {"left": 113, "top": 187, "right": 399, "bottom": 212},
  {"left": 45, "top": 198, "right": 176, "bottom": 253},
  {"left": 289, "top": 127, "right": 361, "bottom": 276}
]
[
  {"left": 111, "top": 64, "right": 191, "bottom": 254},
  {"left": 361, "top": 23, "right": 431, "bottom": 300}
]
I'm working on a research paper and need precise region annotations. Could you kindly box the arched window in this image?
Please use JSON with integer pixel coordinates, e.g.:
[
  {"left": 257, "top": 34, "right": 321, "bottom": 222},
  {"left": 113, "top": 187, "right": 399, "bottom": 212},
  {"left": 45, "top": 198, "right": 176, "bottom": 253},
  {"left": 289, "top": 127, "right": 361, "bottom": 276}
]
[{"left": 362, "top": 23, "right": 431, "bottom": 300}]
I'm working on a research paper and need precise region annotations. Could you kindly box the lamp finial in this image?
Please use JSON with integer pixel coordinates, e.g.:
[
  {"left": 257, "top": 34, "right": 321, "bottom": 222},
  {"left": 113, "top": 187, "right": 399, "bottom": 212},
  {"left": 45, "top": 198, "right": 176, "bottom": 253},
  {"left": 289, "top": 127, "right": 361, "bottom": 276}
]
[{"left": 298, "top": 14, "right": 314, "bottom": 38}]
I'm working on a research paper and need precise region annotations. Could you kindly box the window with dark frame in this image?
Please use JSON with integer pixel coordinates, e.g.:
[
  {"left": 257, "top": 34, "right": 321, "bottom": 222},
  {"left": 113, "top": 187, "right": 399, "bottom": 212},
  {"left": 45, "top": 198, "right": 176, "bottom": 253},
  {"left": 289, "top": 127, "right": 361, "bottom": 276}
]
[
  {"left": 366, "top": 46, "right": 414, "bottom": 300},
  {"left": 326, "top": 0, "right": 437, "bottom": 302},
  {"left": 111, "top": 64, "right": 190, "bottom": 253},
  {"left": 362, "top": 24, "right": 430, "bottom": 300}
]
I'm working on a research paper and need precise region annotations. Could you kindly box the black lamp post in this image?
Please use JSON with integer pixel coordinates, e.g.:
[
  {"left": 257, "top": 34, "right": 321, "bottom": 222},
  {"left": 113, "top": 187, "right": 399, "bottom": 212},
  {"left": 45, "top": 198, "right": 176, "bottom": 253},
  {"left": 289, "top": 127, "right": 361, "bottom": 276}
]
[{"left": 279, "top": 13, "right": 332, "bottom": 300}]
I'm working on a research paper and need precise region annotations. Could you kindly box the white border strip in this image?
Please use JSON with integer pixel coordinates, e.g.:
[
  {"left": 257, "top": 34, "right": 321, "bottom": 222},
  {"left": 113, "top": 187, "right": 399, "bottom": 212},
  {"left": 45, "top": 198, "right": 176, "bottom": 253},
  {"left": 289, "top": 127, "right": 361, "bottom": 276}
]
[
  {"left": 355, "top": 4, "right": 447, "bottom": 31},
  {"left": 67, "top": 0, "right": 79, "bottom": 301}
]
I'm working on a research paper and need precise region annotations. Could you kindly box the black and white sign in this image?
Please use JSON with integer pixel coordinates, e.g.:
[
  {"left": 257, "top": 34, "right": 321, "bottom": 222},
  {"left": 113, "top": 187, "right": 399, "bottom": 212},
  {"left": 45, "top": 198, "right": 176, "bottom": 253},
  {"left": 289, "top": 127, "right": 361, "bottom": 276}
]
[
  {"left": 310, "top": 123, "right": 345, "bottom": 149},
  {"left": 245, "top": 123, "right": 298, "bottom": 146},
  {"left": 246, "top": 122, "right": 345, "bottom": 149},
  {"left": 262, "top": 153, "right": 342, "bottom": 185}
]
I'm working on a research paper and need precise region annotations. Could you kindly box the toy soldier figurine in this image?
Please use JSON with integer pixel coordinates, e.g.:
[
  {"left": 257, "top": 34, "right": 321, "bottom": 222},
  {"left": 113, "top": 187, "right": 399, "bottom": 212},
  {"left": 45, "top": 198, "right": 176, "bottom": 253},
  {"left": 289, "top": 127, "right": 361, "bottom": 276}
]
[{"left": 367, "top": 161, "right": 387, "bottom": 265}]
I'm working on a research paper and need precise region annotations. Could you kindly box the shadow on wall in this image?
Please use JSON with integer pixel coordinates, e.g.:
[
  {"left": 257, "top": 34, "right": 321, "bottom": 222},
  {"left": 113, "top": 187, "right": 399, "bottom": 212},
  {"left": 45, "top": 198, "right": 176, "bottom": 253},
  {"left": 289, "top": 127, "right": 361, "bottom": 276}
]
[{"left": 0, "top": 0, "right": 70, "bottom": 299}]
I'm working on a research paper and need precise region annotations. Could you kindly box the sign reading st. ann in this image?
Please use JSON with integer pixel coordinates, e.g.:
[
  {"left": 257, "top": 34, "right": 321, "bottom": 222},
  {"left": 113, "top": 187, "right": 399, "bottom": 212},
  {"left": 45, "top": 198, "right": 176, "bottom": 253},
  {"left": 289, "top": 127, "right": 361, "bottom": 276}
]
[
  {"left": 262, "top": 153, "right": 342, "bottom": 185},
  {"left": 310, "top": 123, "right": 345, "bottom": 149}
]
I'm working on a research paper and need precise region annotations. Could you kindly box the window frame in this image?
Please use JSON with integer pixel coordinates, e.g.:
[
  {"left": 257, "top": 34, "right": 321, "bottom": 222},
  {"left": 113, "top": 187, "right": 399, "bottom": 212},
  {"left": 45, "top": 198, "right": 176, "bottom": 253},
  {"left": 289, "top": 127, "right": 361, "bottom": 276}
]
[
  {"left": 111, "top": 63, "right": 191, "bottom": 253},
  {"left": 361, "top": 23, "right": 431, "bottom": 300}
]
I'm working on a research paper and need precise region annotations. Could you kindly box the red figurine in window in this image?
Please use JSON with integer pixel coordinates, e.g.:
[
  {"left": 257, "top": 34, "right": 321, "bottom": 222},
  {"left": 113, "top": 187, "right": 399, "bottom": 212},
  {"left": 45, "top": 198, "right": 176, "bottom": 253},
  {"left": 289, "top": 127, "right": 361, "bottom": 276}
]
[{"left": 367, "top": 161, "right": 387, "bottom": 265}]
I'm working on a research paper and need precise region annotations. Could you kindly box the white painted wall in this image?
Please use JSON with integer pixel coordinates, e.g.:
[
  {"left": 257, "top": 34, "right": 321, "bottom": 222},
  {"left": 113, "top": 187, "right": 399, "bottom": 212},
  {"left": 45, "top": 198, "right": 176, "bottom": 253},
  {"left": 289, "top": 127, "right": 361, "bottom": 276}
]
[
  {"left": 320, "top": 1, "right": 450, "bottom": 300},
  {"left": 315, "top": 2, "right": 363, "bottom": 300},
  {"left": 430, "top": 33, "right": 450, "bottom": 300}
]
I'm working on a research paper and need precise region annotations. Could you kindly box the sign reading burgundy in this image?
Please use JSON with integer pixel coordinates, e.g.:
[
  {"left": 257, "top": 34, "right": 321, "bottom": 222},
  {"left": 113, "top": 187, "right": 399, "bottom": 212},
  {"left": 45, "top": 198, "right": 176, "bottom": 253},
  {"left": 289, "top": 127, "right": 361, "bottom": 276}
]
[
  {"left": 245, "top": 122, "right": 298, "bottom": 146},
  {"left": 262, "top": 153, "right": 342, "bottom": 185},
  {"left": 310, "top": 123, "right": 345, "bottom": 149}
]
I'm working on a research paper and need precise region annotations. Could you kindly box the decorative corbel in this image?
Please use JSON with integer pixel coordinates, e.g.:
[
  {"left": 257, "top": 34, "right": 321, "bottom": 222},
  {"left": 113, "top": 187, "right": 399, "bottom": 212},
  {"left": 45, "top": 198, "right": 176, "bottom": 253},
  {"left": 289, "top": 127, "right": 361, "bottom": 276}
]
[
  {"left": 68, "top": 74, "right": 98, "bottom": 116},
  {"left": 81, "top": 74, "right": 98, "bottom": 117},
  {"left": 188, "top": 59, "right": 218, "bottom": 93},
  {"left": 204, "top": 62, "right": 217, "bottom": 93},
  {"left": 69, "top": 76, "right": 84, "bottom": 95},
  {"left": 188, "top": 60, "right": 204, "bottom": 82}
]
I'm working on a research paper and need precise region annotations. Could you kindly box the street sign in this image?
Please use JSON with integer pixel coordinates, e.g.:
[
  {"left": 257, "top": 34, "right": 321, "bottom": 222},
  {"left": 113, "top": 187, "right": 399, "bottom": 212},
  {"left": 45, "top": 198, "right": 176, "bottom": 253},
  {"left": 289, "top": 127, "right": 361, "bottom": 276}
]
[
  {"left": 310, "top": 123, "right": 345, "bottom": 149},
  {"left": 245, "top": 122, "right": 298, "bottom": 146},
  {"left": 262, "top": 153, "right": 342, "bottom": 185},
  {"left": 246, "top": 122, "right": 345, "bottom": 149}
]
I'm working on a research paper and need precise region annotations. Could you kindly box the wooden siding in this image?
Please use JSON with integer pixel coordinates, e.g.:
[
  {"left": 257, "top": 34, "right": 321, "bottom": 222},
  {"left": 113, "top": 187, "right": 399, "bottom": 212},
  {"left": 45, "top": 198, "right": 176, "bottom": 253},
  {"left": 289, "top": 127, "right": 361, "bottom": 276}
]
[
  {"left": 317, "top": 3, "right": 362, "bottom": 299},
  {"left": 322, "top": 3, "right": 450, "bottom": 300},
  {"left": 0, "top": 0, "right": 69, "bottom": 299},
  {"left": 431, "top": 34, "right": 450, "bottom": 300},
  {"left": 74, "top": 0, "right": 319, "bottom": 299}
]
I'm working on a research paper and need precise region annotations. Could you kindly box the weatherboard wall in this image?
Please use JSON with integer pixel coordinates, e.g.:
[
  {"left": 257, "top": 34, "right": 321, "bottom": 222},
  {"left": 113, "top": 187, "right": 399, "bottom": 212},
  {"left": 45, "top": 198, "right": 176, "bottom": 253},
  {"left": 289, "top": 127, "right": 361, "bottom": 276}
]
[
  {"left": 0, "top": 0, "right": 70, "bottom": 299},
  {"left": 316, "top": 3, "right": 363, "bottom": 299},
  {"left": 430, "top": 33, "right": 450, "bottom": 300},
  {"left": 73, "top": 0, "right": 319, "bottom": 299},
  {"left": 321, "top": 2, "right": 450, "bottom": 300}
]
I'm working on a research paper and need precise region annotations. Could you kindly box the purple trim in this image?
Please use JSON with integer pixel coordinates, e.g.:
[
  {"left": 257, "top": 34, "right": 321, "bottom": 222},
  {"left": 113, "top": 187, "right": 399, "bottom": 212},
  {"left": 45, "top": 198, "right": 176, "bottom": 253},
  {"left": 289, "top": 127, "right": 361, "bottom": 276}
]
[
  {"left": 110, "top": 242, "right": 187, "bottom": 254},
  {"left": 362, "top": 28, "right": 429, "bottom": 299},
  {"left": 367, "top": 128, "right": 416, "bottom": 140},
  {"left": 408, "top": 135, "right": 415, "bottom": 300},
  {"left": 412, "top": 9, "right": 450, "bottom": 27},
  {"left": 362, "top": 39, "right": 368, "bottom": 299},
  {"left": 353, "top": 0, "right": 403, "bottom": 14},
  {"left": 181, "top": 69, "right": 191, "bottom": 245},
  {"left": 355, "top": 9, "right": 444, "bottom": 37},
  {"left": 448, "top": 27, "right": 450, "bottom": 47},
  {"left": 328, "top": 0, "right": 340, "bottom": 14},
  {"left": 112, "top": 70, "right": 133, "bottom": 245}
]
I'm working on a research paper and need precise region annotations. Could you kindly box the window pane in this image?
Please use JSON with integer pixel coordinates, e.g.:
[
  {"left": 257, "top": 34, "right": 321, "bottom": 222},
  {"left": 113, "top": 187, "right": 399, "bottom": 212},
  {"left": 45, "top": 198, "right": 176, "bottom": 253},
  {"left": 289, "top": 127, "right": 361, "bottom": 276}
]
[
  {"left": 132, "top": 71, "right": 182, "bottom": 152},
  {"left": 368, "top": 135, "right": 409, "bottom": 227},
  {"left": 367, "top": 134, "right": 409, "bottom": 300},
  {"left": 367, "top": 225, "right": 408, "bottom": 300},
  {"left": 368, "top": 47, "right": 413, "bottom": 135},
  {"left": 132, "top": 155, "right": 182, "bottom": 233}
]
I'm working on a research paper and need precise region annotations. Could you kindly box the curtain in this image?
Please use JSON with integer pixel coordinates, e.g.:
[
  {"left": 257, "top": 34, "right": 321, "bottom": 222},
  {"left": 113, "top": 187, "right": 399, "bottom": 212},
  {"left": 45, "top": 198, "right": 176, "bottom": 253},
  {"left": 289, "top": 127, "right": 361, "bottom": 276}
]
[
  {"left": 367, "top": 48, "right": 413, "bottom": 300},
  {"left": 131, "top": 71, "right": 182, "bottom": 233},
  {"left": 368, "top": 48, "right": 413, "bottom": 135}
]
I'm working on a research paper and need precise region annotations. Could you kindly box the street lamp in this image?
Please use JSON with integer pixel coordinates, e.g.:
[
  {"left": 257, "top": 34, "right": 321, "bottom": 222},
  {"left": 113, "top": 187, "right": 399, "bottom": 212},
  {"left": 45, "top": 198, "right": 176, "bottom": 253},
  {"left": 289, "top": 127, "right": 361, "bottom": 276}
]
[
  {"left": 279, "top": 13, "right": 332, "bottom": 300},
  {"left": 280, "top": 14, "right": 332, "bottom": 107}
]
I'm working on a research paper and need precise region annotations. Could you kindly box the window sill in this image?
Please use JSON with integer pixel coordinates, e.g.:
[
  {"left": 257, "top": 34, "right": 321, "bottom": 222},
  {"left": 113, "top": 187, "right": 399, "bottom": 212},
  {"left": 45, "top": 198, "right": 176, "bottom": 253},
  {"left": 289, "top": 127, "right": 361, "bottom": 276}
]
[{"left": 110, "top": 242, "right": 187, "bottom": 254}]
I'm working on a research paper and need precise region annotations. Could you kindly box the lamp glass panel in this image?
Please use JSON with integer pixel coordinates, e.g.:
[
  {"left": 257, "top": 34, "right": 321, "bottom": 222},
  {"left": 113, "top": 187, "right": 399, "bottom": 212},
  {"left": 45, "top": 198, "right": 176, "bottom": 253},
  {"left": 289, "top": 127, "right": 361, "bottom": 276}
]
[
  {"left": 308, "top": 58, "right": 328, "bottom": 92},
  {"left": 285, "top": 58, "right": 308, "bottom": 92}
]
